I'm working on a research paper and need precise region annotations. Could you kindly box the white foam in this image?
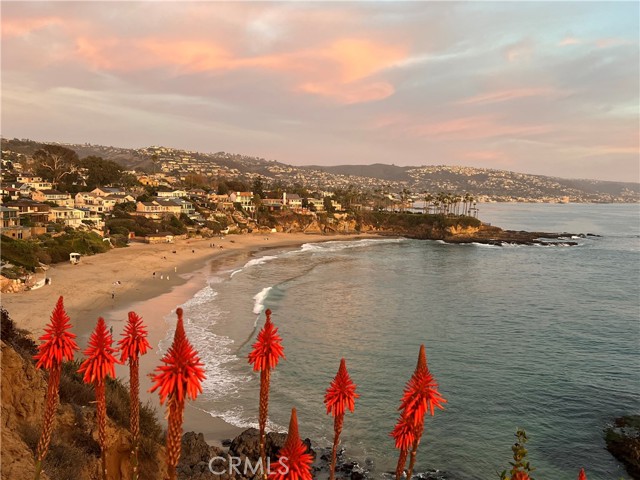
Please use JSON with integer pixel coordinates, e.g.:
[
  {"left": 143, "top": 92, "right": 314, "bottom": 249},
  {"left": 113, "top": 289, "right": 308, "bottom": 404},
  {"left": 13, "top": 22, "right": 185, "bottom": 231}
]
[
  {"left": 299, "top": 238, "right": 405, "bottom": 254},
  {"left": 204, "top": 406, "right": 285, "bottom": 432},
  {"left": 471, "top": 242, "right": 502, "bottom": 248},
  {"left": 252, "top": 287, "right": 273, "bottom": 314},
  {"left": 230, "top": 255, "right": 279, "bottom": 278}
]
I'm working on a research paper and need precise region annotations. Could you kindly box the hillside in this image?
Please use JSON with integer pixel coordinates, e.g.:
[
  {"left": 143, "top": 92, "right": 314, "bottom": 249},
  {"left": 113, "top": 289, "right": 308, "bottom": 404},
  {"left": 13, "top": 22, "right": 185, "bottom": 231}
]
[{"left": 2, "top": 137, "right": 638, "bottom": 202}]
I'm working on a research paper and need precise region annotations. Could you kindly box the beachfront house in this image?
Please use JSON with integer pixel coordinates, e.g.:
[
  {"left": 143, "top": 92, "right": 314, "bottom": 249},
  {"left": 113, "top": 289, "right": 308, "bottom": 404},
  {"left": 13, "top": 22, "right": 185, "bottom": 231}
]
[
  {"left": 0, "top": 206, "right": 32, "bottom": 240},
  {"left": 132, "top": 200, "right": 182, "bottom": 220},
  {"left": 4, "top": 199, "right": 51, "bottom": 225},
  {"left": 229, "top": 191, "right": 255, "bottom": 212},
  {"left": 306, "top": 198, "right": 325, "bottom": 212},
  {"left": 283, "top": 193, "right": 303, "bottom": 211},
  {"left": 49, "top": 207, "right": 86, "bottom": 228}
]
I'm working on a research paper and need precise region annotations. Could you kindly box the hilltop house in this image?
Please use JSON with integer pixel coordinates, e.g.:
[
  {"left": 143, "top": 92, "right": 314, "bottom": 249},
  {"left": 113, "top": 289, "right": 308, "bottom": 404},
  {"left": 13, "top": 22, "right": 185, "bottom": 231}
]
[
  {"left": 156, "top": 186, "right": 187, "bottom": 198},
  {"left": 75, "top": 190, "right": 135, "bottom": 214},
  {"left": 16, "top": 175, "right": 53, "bottom": 191},
  {"left": 31, "top": 189, "right": 74, "bottom": 207},
  {"left": 132, "top": 200, "right": 182, "bottom": 220}
]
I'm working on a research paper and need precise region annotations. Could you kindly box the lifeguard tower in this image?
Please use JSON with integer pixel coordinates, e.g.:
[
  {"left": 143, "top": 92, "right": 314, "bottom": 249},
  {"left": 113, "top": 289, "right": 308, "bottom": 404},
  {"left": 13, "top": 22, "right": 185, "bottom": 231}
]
[{"left": 69, "top": 253, "right": 81, "bottom": 265}]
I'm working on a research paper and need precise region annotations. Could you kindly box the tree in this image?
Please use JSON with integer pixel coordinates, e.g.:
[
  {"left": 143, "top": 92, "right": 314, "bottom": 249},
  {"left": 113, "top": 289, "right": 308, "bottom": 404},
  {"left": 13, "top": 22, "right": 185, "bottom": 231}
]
[
  {"left": 80, "top": 156, "right": 123, "bottom": 188},
  {"left": 118, "top": 172, "right": 140, "bottom": 189},
  {"left": 252, "top": 176, "right": 266, "bottom": 199},
  {"left": 33, "top": 145, "right": 79, "bottom": 188},
  {"left": 323, "top": 196, "right": 336, "bottom": 214}
]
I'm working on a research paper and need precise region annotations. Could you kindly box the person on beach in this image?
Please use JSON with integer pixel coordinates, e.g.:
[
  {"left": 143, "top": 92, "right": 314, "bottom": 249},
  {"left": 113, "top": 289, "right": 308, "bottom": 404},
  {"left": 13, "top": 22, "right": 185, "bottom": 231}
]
[
  {"left": 111, "top": 291, "right": 115, "bottom": 300},
  {"left": 174, "top": 266, "right": 177, "bottom": 272},
  {"left": 153, "top": 272, "right": 156, "bottom": 279},
  {"left": 160, "top": 274, "right": 164, "bottom": 280}
]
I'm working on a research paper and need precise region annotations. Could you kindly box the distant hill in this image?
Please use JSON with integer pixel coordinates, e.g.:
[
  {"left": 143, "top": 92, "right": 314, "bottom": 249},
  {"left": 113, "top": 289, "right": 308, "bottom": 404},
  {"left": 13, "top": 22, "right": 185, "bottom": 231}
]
[
  {"left": 306, "top": 164, "right": 412, "bottom": 182},
  {"left": 2, "top": 137, "right": 638, "bottom": 202}
]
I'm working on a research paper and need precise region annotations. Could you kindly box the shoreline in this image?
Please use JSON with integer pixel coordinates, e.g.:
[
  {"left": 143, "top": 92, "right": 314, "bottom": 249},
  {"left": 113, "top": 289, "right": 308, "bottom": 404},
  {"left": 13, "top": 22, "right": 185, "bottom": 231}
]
[{"left": 1, "top": 231, "right": 384, "bottom": 445}]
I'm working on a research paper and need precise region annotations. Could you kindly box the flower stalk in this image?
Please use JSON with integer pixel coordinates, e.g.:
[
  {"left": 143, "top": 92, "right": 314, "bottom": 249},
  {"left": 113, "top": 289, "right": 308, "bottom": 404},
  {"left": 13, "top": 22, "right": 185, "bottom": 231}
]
[
  {"left": 33, "top": 297, "right": 78, "bottom": 480},
  {"left": 393, "top": 344, "right": 446, "bottom": 480},
  {"left": 150, "top": 308, "right": 205, "bottom": 480},
  {"left": 324, "top": 358, "right": 359, "bottom": 480},
  {"left": 118, "top": 311, "right": 151, "bottom": 480},
  {"left": 78, "top": 317, "right": 120, "bottom": 480},
  {"left": 269, "top": 408, "right": 313, "bottom": 480},
  {"left": 248, "top": 308, "right": 285, "bottom": 477}
]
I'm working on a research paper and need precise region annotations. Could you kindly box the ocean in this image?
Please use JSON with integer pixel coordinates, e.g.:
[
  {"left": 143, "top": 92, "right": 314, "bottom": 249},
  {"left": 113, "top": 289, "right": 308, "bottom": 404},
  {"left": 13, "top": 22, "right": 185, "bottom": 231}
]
[{"left": 167, "top": 203, "right": 639, "bottom": 480}]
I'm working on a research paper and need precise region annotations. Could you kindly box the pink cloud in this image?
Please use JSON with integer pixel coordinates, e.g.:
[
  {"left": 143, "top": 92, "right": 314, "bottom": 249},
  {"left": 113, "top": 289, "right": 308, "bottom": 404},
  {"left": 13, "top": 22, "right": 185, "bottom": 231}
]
[
  {"left": 504, "top": 39, "right": 533, "bottom": 62},
  {"left": 1, "top": 16, "right": 63, "bottom": 38},
  {"left": 595, "top": 38, "right": 633, "bottom": 48},
  {"left": 408, "top": 115, "right": 552, "bottom": 140},
  {"left": 458, "top": 87, "right": 562, "bottom": 105},
  {"left": 298, "top": 81, "right": 395, "bottom": 104},
  {"left": 558, "top": 37, "right": 583, "bottom": 46}
]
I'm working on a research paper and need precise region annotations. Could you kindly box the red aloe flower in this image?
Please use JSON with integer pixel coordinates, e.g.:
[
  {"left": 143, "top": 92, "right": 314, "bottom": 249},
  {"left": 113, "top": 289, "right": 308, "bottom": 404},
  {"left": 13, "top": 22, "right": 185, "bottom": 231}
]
[
  {"left": 150, "top": 308, "right": 205, "bottom": 480},
  {"left": 78, "top": 317, "right": 120, "bottom": 480},
  {"left": 577, "top": 468, "right": 587, "bottom": 480},
  {"left": 512, "top": 472, "right": 530, "bottom": 480},
  {"left": 399, "top": 345, "right": 447, "bottom": 426},
  {"left": 325, "top": 358, "right": 359, "bottom": 417},
  {"left": 150, "top": 308, "right": 205, "bottom": 404},
  {"left": 396, "top": 345, "right": 446, "bottom": 480},
  {"left": 391, "top": 414, "right": 415, "bottom": 479},
  {"left": 118, "top": 312, "right": 151, "bottom": 480},
  {"left": 270, "top": 408, "right": 313, "bottom": 480},
  {"left": 33, "top": 297, "right": 78, "bottom": 480},
  {"left": 119, "top": 311, "right": 151, "bottom": 363},
  {"left": 34, "top": 296, "right": 79, "bottom": 370},
  {"left": 248, "top": 309, "right": 285, "bottom": 371},
  {"left": 248, "top": 308, "right": 285, "bottom": 477},
  {"left": 324, "top": 358, "right": 359, "bottom": 480}
]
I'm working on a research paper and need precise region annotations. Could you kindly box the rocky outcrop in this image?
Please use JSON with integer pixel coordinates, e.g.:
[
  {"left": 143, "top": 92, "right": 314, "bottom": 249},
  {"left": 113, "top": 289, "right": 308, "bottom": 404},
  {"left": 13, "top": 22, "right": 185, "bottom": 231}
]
[
  {"left": 605, "top": 415, "right": 640, "bottom": 479},
  {"left": 0, "top": 337, "right": 166, "bottom": 480}
]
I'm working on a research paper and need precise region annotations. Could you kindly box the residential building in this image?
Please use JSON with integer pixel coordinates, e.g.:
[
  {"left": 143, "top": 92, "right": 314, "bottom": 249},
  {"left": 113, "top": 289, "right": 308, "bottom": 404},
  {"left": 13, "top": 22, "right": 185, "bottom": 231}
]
[
  {"left": 132, "top": 200, "right": 182, "bottom": 220},
  {"left": 31, "top": 189, "right": 74, "bottom": 207},
  {"left": 49, "top": 207, "right": 85, "bottom": 227},
  {"left": 229, "top": 191, "right": 255, "bottom": 212},
  {"left": 1, "top": 206, "right": 31, "bottom": 239}
]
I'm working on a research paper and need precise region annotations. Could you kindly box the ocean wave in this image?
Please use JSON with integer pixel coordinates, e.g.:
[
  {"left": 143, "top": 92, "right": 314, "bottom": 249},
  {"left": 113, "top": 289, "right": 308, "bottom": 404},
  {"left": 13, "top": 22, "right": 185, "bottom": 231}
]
[
  {"left": 471, "top": 242, "right": 502, "bottom": 248},
  {"left": 203, "top": 406, "right": 285, "bottom": 432},
  {"left": 181, "top": 284, "right": 218, "bottom": 308},
  {"left": 299, "top": 237, "right": 405, "bottom": 254},
  {"left": 252, "top": 287, "right": 272, "bottom": 315},
  {"left": 230, "top": 255, "right": 279, "bottom": 278}
]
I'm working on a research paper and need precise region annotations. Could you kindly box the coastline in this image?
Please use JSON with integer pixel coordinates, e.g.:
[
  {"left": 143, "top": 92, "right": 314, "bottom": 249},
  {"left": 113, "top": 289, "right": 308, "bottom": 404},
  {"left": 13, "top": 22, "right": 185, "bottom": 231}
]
[{"left": 1, "top": 231, "right": 383, "bottom": 446}]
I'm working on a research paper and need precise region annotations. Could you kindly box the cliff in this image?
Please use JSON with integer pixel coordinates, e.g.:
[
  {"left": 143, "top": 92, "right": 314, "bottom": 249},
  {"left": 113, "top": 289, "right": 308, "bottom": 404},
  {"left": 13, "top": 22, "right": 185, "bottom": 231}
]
[{"left": 0, "top": 310, "right": 167, "bottom": 480}]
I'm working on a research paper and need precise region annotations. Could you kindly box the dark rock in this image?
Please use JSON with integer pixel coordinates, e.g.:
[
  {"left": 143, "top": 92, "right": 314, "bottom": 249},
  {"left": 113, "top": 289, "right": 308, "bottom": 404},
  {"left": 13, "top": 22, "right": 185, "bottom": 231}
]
[
  {"left": 229, "top": 428, "right": 309, "bottom": 461},
  {"left": 178, "top": 432, "right": 225, "bottom": 480},
  {"left": 222, "top": 438, "right": 232, "bottom": 447},
  {"left": 604, "top": 415, "right": 640, "bottom": 479}
]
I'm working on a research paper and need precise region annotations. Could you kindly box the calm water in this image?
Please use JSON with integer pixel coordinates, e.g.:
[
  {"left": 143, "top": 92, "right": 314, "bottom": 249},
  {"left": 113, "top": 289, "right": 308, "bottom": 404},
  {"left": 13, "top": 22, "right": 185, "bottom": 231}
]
[{"left": 172, "top": 204, "right": 639, "bottom": 480}]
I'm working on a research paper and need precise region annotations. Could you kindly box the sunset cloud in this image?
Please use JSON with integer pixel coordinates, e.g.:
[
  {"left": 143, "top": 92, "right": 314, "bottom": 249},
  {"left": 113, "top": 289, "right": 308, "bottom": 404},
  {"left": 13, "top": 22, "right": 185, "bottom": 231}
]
[{"left": 1, "top": 1, "right": 638, "bottom": 181}]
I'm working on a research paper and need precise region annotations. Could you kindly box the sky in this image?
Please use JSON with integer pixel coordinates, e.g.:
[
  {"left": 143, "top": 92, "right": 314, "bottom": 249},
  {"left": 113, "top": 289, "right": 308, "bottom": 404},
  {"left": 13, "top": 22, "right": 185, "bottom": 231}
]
[{"left": 1, "top": 1, "right": 639, "bottom": 182}]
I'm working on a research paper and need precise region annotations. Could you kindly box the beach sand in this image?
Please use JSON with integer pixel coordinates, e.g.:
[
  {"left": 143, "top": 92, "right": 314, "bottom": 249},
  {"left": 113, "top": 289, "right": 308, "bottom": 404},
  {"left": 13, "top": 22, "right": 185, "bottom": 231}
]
[{"left": 1, "top": 231, "right": 377, "bottom": 445}]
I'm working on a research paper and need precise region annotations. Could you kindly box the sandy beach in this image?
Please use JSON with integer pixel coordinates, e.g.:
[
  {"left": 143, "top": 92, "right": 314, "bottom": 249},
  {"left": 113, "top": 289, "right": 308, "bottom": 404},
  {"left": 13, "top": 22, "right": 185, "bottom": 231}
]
[{"left": 1, "top": 231, "right": 378, "bottom": 444}]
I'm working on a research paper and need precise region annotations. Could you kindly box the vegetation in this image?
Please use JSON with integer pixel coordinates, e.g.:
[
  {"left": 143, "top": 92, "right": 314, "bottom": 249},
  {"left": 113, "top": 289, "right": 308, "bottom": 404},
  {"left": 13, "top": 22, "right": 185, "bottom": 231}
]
[{"left": 1, "top": 231, "right": 110, "bottom": 271}]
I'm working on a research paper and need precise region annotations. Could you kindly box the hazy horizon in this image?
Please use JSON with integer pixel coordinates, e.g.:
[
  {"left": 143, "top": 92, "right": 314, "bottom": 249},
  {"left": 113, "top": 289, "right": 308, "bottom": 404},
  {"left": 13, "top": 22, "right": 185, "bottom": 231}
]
[{"left": 2, "top": 2, "right": 638, "bottom": 183}]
